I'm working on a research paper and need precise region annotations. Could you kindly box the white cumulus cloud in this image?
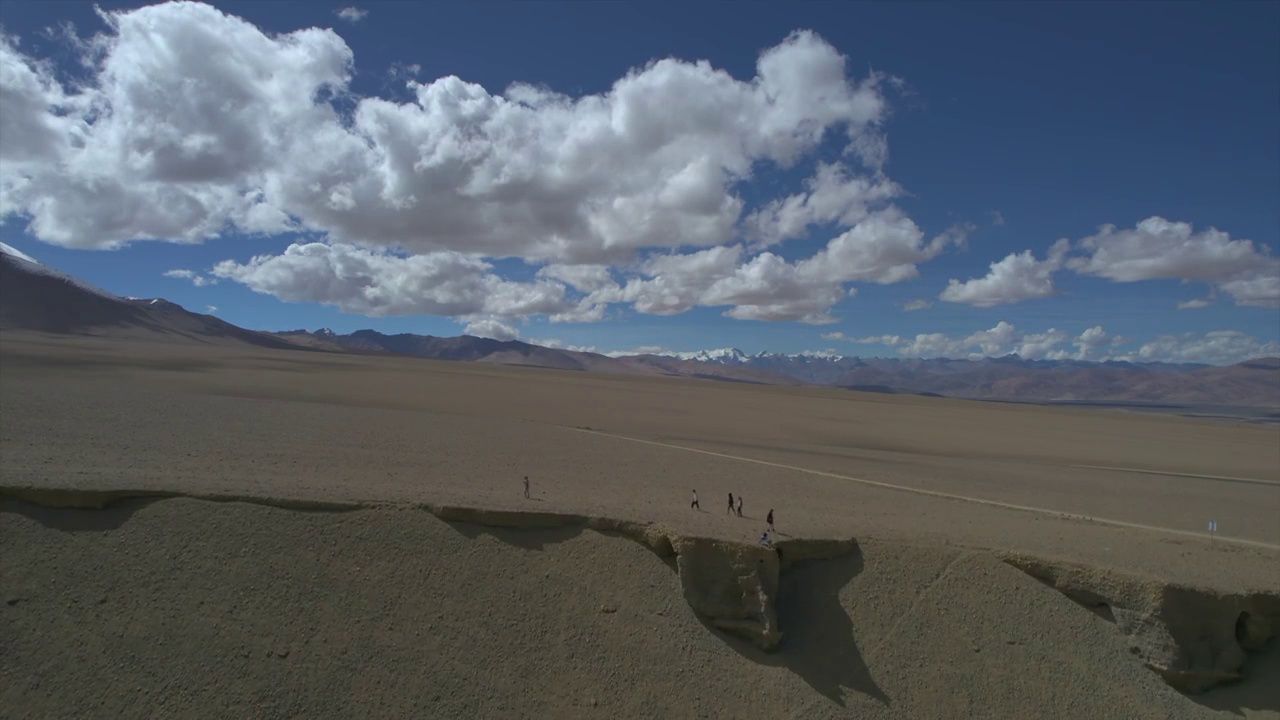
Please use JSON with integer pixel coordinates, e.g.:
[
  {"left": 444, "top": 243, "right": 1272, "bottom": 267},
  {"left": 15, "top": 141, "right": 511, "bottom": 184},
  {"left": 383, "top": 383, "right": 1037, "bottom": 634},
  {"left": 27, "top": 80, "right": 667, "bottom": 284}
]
[
  {"left": 1069, "top": 217, "right": 1280, "bottom": 308},
  {"left": 211, "top": 242, "right": 572, "bottom": 319},
  {"left": 335, "top": 7, "right": 368, "bottom": 22},
  {"left": 462, "top": 316, "right": 520, "bottom": 341},
  {"left": 940, "top": 239, "right": 1069, "bottom": 307},
  {"left": 827, "top": 321, "right": 1096, "bottom": 361},
  {"left": 825, "top": 321, "right": 1272, "bottom": 365},
  {"left": 0, "top": 6, "right": 947, "bottom": 327},
  {"left": 163, "top": 268, "right": 216, "bottom": 287},
  {"left": 1116, "top": 331, "right": 1280, "bottom": 366}
]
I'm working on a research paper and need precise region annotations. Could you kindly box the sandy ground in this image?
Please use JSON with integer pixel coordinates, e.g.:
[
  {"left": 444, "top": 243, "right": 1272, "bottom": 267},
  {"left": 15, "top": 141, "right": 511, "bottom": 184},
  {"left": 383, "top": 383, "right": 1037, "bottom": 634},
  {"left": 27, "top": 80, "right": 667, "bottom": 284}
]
[
  {"left": 2, "top": 332, "right": 1279, "bottom": 718},
  {"left": 5, "top": 498, "right": 1273, "bottom": 720}
]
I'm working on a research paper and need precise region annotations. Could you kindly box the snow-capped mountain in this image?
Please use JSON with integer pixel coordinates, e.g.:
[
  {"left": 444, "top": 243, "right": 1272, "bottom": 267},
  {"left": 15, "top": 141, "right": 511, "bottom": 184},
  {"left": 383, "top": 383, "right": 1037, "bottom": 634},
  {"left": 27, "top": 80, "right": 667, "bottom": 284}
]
[{"left": 661, "top": 347, "right": 751, "bottom": 363}]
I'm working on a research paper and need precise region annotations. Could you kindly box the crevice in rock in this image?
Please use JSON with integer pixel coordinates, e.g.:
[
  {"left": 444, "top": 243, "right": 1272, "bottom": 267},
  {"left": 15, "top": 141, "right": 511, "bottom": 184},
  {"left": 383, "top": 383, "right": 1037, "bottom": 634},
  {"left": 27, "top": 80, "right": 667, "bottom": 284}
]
[{"left": 1001, "top": 552, "right": 1280, "bottom": 696}]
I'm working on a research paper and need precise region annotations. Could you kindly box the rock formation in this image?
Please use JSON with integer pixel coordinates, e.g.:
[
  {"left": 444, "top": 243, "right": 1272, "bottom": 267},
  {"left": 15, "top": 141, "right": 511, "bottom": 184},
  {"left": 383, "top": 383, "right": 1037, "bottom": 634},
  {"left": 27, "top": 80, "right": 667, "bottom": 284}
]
[{"left": 1002, "top": 553, "right": 1280, "bottom": 693}]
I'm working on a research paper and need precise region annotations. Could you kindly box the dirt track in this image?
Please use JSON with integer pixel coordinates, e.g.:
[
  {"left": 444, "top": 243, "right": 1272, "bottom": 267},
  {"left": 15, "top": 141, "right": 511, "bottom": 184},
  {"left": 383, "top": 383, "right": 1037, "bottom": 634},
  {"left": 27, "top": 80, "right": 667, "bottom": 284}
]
[
  {"left": 2, "top": 333, "right": 1277, "bottom": 587},
  {"left": 2, "top": 333, "right": 1278, "bottom": 718}
]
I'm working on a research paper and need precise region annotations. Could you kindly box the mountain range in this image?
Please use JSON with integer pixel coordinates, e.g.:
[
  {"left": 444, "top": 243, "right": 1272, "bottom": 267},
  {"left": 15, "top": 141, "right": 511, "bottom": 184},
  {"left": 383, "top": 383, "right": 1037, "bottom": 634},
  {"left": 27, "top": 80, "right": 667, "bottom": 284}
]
[{"left": 3, "top": 243, "right": 1278, "bottom": 408}]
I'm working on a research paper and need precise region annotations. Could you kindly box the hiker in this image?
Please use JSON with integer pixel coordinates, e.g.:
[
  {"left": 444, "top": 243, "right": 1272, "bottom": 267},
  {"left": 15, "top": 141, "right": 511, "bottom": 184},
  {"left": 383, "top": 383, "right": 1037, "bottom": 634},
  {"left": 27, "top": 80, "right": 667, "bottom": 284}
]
[
  {"left": 758, "top": 530, "right": 771, "bottom": 546},
  {"left": 523, "top": 475, "right": 530, "bottom": 499},
  {"left": 736, "top": 495, "right": 743, "bottom": 517},
  {"left": 767, "top": 509, "right": 774, "bottom": 532},
  {"left": 727, "top": 492, "right": 735, "bottom": 515},
  {"left": 691, "top": 489, "right": 700, "bottom": 510}
]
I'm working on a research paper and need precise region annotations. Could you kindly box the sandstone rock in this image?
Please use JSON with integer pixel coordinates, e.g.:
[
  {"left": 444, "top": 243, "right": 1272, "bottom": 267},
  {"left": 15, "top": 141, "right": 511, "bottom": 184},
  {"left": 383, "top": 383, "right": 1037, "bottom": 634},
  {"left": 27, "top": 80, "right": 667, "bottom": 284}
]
[
  {"left": 1002, "top": 553, "right": 1280, "bottom": 694},
  {"left": 671, "top": 537, "right": 782, "bottom": 650}
]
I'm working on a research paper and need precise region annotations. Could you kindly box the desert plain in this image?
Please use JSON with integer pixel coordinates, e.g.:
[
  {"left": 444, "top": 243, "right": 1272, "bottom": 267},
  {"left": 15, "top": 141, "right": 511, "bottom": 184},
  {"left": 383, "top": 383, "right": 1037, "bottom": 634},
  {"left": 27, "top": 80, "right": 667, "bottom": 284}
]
[{"left": 2, "top": 331, "right": 1279, "bottom": 719}]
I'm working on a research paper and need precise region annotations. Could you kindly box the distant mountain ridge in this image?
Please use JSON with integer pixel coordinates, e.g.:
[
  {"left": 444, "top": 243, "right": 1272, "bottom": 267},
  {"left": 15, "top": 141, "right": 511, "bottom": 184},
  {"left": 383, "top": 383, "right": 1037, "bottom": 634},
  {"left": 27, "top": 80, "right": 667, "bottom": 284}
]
[
  {"left": 2, "top": 244, "right": 1276, "bottom": 407},
  {"left": 635, "top": 346, "right": 1276, "bottom": 406},
  {"left": 0, "top": 245, "right": 304, "bottom": 351},
  {"left": 270, "top": 328, "right": 803, "bottom": 385},
  {"left": 273, "top": 328, "right": 1279, "bottom": 407}
]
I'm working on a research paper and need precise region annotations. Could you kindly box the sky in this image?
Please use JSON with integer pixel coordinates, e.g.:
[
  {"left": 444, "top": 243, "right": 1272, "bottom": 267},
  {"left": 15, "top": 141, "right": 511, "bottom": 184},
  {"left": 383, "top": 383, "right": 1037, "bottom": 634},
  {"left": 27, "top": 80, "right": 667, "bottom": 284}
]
[{"left": 0, "top": 0, "right": 1277, "bottom": 365}]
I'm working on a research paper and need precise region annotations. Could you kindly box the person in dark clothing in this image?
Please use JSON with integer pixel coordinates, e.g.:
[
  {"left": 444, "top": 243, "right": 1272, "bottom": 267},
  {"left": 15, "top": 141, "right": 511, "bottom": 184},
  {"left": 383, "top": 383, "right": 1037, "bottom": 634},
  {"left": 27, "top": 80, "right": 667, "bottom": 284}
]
[
  {"left": 767, "top": 509, "right": 774, "bottom": 532},
  {"left": 728, "top": 493, "right": 735, "bottom": 515},
  {"left": 691, "top": 490, "right": 700, "bottom": 509}
]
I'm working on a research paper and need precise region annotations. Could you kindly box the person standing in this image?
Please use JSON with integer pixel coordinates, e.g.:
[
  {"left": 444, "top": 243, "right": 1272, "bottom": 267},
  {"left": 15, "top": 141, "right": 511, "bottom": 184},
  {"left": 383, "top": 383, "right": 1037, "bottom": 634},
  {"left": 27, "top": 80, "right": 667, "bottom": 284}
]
[
  {"left": 736, "top": 495, "right": 744, "bottom": 517},
  {"left": 767, "top": 509, "right": 774, "bottom": 532},
  {"left": 523, "top": 476, "right": 530, "bottom": 499},
  {"left": 691, "top": 489, "right": 700, "bottom": 510},
  {"left": 727, "top": 492, "right": 735, "bottom": 515}
]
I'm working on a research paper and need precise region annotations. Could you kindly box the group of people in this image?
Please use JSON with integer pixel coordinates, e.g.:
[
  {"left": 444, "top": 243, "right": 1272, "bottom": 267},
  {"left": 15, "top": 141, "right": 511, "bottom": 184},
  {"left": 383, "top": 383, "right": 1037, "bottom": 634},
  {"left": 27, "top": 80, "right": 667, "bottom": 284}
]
[
  {"left": 521, "top": 479, "right": 778, "bottom": 545},
  {"left": 690, "top": 489, "right": 776, "bottom": 543}
]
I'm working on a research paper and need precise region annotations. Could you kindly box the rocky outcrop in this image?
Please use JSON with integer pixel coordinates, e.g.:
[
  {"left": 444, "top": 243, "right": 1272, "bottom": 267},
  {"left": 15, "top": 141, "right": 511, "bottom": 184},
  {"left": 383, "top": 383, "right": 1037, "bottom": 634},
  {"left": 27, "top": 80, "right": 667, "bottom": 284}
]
[
  {"left": 1002, "top": 553, "right": 1280, "bottom": 693},
  {"left": 673, "top": 537, "right": 782, "bottom": 649},
  {"left": 421, "top": 502, "right": 857, "bottom": 649},
  {"left": 21, "top": 483, "right": 1275, "bottom": 692},
  {"left": 0, "top": 486, "right": 856, "bottom": 651}
]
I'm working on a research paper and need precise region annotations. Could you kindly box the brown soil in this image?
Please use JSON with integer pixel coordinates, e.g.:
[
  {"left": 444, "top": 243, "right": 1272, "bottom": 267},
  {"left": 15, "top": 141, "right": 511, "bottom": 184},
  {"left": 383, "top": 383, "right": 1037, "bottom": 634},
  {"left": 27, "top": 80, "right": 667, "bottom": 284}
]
[{"left": 2, "top": 332, "right": 1278, "bottom": 719}]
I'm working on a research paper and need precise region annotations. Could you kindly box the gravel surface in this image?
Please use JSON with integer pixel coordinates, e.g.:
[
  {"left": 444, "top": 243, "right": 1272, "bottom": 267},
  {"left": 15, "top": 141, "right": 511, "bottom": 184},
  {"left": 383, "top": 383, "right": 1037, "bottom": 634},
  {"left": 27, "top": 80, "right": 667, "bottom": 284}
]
[
  {"left": 2, "top": 500, "right": 1260, "bottom": 719},
  {"left": 2, "top": 333, "right": 1278, "bottom": 718}
]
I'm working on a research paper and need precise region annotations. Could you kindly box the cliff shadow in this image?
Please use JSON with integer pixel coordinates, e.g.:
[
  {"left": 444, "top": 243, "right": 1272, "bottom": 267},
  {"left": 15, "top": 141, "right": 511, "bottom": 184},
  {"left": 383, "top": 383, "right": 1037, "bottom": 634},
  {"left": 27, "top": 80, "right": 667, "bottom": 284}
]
[
  {"left": 0, "top": 497, "right": 158, "bottom": 532},
  {"left": 707, "top": 546, "right": 887, "bottom": 707},
  {"left": 1192, "top": 637, "right": 1280, "bottom": 716},
  {"left": 443, "top": 520, "right": 586, "bottom": 551}
]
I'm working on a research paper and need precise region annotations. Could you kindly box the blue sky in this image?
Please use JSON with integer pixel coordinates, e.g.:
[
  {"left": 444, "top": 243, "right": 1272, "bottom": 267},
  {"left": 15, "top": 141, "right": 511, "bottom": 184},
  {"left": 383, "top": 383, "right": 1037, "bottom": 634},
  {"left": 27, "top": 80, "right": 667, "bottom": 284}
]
[{"left": 1, "top": 0, "right": 1277, "bottom": 364}]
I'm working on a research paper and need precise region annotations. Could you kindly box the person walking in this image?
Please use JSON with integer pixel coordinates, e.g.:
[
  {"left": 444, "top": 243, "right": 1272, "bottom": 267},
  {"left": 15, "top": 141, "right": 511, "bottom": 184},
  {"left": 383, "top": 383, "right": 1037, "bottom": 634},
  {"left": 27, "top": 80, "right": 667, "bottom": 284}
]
[
  {"left": 691, "top": 489, "right": 700, "bottom": 510},
  {"left": 766, "top": 509, "right": 774, "bottom": 532},
  {"left": 736, "top": 495, "right": 744, "bottom": 517},
  {"left": 727, "top": 492, "right": 735, "bottom": 515},
  {"left": 523, "top": 475, "right": 530, "bottom": 499}
]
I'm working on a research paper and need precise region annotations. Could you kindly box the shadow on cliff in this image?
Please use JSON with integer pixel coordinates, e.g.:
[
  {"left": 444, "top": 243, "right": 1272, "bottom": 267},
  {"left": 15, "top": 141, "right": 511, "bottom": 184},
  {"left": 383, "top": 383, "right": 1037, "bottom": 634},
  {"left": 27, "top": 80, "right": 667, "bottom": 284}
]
[
  {"left": 437, "top": 516, "right": 884, "bottom": 705},
  {"left": 1192, "top": 637, "right": 1280, "bottom": 716},
  {"left": 0, "top": 497, "right": 157, "bottom": 532},
  {"left": 708, "top": 546, "right": 888, "bottom": 707},
  {"left": 444, "top": 520, "right": 587, "bottom": 551}
]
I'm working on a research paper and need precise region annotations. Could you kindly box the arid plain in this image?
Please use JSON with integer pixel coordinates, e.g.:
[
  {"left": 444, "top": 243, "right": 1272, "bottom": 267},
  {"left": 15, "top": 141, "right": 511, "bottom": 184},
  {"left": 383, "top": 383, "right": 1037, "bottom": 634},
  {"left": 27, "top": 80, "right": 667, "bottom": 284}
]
[{"left": 3, "top": 331, "right": 1279, "bottom": 719}]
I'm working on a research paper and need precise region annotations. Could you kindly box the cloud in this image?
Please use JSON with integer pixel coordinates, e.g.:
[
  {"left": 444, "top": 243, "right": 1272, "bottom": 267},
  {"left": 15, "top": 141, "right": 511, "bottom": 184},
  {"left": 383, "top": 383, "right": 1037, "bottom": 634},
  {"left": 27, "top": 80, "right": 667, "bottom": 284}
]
[
  {"left": 211, "top": 242, "right": 573, "bottom": 318},
  {"left": 989, "top": 210, "right": 1005, "bottom": 227},
  {"left": 163, "top": 268, "right": 216, "bottom": 287},
  {"left": 536, "top": 263, "right": 617, "bottom": 293},
  {"left": 1177, "top": 298, "right": 1212, "bottom": 310},
  {"left": 827, "top": 321, "right": 1111, "bottom": 361},
  {"left": 205, "top": 304, "right": 217, "bottom": 314},
  {"left": 743, "top": 162, "right": 901, "bottom": 247},
  {"left": 902, "top": 298, "right": 931, "bottom": 311},
  {"left": 1069, "top": 325, "right": 1125, "bottom": 361},
  {"left": 462, "top": 316, "right": 519, "bottom": 341},
  {"left": 528, "top": 337, "right": 599, "bottom": 353},
  {"left": 931, "top": 222, "right": 975, "bottom": 252},
  {"left": 1069, "top": 217, "right": 1280, "bottom": 308},
  {"left": 335, "top": 7, "right": 368, "bottom": 22},
  {"left": 0, "top": 7, "right": 943, "bottom": 326},
  {"left": 1116, "top": 331, "right": 1280, "bottom": 366},
  {"left": 0, "top": 11, "right": 894, "bottom": 259},
  {"left": 939, "top": 239, "right": 1069, "bottom": 307},
  {"left": 583, "top": 205, "right": 948, "bottom": 324},
  {"left": 940, "top": 216, "right": 1280, "bottom": 310},
  {"left": 827, "top": 321, "right": 1273, "bottom": 365}
]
